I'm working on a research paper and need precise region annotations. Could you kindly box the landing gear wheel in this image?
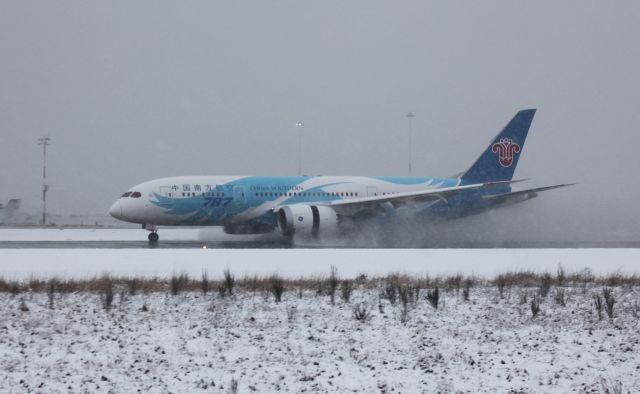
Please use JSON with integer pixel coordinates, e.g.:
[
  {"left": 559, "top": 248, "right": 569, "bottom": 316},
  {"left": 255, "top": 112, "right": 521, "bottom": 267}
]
[{"left": 148, "top": 232, "right": 159, "bottom": 242}]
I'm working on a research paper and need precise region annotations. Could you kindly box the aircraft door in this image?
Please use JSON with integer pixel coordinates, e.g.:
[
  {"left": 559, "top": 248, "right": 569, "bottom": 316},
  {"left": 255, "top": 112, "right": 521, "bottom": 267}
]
[
  {"left": 159, "top": 186, "right": 175, "bottom": 198},
  {"left": 234, "top": 186, "right": 246, "bottom": 208},
  {"left": 367, "top": 186, "right": 378, "bottom": 197}
]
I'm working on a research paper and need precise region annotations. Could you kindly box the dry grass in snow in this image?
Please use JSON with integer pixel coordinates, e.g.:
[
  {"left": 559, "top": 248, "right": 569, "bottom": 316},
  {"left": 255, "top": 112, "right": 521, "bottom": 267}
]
[{"left": 1, "top": 269, "right": 639, "bottom": 393}]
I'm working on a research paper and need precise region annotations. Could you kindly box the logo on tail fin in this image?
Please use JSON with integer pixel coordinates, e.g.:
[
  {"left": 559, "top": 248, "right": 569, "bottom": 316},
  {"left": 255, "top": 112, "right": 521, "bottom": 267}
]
[{"left": 491, "top": 138, "right": 521, "bottom": 167}]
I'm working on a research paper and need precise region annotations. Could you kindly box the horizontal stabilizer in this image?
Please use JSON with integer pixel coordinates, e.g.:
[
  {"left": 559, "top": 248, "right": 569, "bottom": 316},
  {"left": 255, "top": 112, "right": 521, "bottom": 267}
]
[{"left": 483, "top": 183, "right": 574, "bottom": 204}]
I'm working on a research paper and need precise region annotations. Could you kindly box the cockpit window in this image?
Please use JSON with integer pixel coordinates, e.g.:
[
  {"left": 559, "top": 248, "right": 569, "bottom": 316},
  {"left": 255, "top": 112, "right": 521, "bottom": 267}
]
[
  {"left": 121, "top": 192, "right": 132, "bottom": 198},
  {"left": 131, "top": 191, "right": 142, "bottom": 198}
]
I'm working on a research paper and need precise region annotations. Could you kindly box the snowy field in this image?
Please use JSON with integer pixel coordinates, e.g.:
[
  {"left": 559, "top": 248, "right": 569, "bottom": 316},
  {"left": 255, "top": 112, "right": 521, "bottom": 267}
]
[
  {"left": 2, "top": 284, "right": 639, "bottom": 393},
  {"left": 2, "top": 229, "right": 640, "bottom": 392},
  {"left": 1, "top": 248, "right": 640, "bottom": 281}
]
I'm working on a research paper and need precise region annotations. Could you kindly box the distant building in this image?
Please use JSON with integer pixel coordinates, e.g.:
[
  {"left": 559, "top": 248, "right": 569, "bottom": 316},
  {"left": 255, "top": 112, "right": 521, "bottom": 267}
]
[{"left": 0, "top": 199, "right": 21, "bottom": 224}]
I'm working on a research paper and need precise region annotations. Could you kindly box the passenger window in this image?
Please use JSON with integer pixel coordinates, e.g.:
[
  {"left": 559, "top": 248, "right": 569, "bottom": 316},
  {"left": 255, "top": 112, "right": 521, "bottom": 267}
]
[{"left": 131, "top": 192, "right": 142, "bottom": 198}]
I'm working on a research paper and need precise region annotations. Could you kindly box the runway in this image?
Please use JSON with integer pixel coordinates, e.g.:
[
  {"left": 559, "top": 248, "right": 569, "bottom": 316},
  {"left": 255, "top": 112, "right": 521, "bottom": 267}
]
[
  {"left": 1, "top": 240, "right": 640, "bottom": 249},
  {"left": 0, "top": 240, "right": 293, "bottom": 249},
  {"left": 0, "top": 227, "right": 638, "bottom": 249},
  {"left": 1, "top": 228, "right": 639, "bottom": 279}
]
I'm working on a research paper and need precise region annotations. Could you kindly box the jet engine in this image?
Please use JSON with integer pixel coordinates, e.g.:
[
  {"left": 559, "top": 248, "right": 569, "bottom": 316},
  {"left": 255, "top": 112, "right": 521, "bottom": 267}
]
[{"left": 277, "top": 205, "right": 339, "bottom": 236}]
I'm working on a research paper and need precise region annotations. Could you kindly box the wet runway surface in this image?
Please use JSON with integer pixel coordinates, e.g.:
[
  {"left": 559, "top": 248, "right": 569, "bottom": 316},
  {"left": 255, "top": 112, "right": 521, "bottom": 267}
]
[
  {"left": 0, "top": 240, "right": 639, "bottom": 249},
  {"left": 0, "top": 240, "right": 295, "bottom": 249}
]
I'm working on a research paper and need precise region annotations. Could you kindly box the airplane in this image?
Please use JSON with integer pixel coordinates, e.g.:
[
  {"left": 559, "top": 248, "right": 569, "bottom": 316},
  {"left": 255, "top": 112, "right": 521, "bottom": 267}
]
[{"left": 109, "top": 109, "right": 572, "bottom": 242}]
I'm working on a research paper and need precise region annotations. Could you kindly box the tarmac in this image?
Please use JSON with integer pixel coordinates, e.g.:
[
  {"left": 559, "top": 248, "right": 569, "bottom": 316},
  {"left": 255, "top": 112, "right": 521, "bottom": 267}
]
[{"left": 0, "top": 240, "right": 638, "bottom": 249}]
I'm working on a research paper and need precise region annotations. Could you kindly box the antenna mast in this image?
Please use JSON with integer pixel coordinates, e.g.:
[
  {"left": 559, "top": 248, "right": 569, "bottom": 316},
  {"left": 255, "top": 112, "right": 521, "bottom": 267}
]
[
  {"left": 37, "top": 137, "right": 51, "bottom": 225},
  {"left": 406, "top": 112, "right": 415, "bottom": 175}
]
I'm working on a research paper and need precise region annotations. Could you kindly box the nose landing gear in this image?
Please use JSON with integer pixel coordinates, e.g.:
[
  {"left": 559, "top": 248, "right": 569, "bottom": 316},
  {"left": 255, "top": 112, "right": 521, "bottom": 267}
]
[
  {"left": 148, "top": 232, "right": 159, "bottom": 242},
  {"left": 144, "top": 224, "right": 159, "bottom": 243}
]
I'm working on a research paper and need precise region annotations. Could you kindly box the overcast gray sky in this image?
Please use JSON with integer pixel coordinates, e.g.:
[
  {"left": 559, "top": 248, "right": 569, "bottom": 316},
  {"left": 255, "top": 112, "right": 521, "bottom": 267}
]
[{"left": 1, "top": 1, "right": 639, "bottom": 240}]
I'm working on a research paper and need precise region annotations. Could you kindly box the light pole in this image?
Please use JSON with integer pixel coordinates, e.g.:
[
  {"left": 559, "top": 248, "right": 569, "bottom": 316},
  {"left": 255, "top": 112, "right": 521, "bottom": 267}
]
[
  {"left": 37, "top": 137, "right": 51, "bottom": 225},
  {"left": 296, "top": 121, "right": 304, "bottom": 176},
  {"left": 406, "top": 112, "right": 415, "bottom": 175}
]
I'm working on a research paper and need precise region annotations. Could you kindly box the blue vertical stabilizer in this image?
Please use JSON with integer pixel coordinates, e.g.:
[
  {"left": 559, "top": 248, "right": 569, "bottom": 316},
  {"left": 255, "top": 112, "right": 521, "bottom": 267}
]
[{"left": 460, "top": 109, "right": 536, "bottom": 184}]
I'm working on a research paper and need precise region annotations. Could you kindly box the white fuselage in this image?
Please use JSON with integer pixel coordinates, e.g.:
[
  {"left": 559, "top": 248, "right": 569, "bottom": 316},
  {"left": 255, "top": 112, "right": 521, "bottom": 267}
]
[{"left": 109, "top": 175, "right": 456, "bottom": 227}]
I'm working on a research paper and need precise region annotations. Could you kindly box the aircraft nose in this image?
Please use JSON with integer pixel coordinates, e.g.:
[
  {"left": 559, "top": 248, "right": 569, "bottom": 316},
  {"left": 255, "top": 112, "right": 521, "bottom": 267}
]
[{"left": 109, "top": 200, "right": 122, "bottom": 219}]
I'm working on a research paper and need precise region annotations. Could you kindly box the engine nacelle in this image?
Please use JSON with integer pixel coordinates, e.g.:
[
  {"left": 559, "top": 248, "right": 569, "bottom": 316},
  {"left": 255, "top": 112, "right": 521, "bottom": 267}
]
[{"left": 277, "top": 205, "right": 339, "bottom": 236}]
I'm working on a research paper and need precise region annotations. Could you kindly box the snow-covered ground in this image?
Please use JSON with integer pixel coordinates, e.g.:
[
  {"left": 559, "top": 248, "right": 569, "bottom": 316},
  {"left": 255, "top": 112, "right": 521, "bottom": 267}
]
[
  {"left": 2, "top": 285, "right": 638, "bottom": 393},
  {"left": 1, "top": 248, "right": 639, "bottom": 280},
  {"left": 2, "top": 229, "right": 639, "bottom": 392}
]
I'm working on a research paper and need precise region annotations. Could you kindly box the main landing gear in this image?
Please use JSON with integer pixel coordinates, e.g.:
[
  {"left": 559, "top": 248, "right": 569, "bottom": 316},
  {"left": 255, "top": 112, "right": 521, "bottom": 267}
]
[{"left": 144, "top": 224, "right": 159, "bottom": 243}]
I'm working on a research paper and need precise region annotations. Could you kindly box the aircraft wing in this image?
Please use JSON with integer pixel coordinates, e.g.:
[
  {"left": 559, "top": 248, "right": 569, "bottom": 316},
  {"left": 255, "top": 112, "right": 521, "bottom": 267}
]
[
  {"left": 481, "top": 183, "right": 575, "bottom": 205},
  {"left": 314, "top": 179, "right": 525, "bottom": 217}
]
